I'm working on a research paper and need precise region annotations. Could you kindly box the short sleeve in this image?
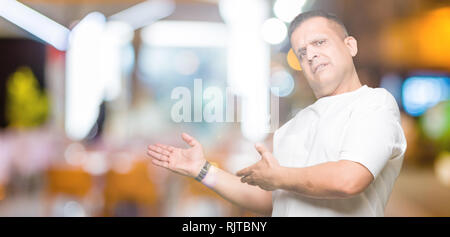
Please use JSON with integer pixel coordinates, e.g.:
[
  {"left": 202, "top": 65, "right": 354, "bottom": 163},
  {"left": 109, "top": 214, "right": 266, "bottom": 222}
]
[{"left": 339, "top": 91, "right": 407, "bottom": 179}]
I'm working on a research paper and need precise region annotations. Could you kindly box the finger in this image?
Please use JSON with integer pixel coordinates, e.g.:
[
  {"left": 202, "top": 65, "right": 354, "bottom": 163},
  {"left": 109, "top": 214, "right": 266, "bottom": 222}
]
[
  {"left": 148, "top": 145, "right": 171, "bottom": 157},
  {"left": 181, "top": 133, "right": 199, "bottom": 147},
  {"left": 147, "top": 150, "right": 165, "bottom": 161},
  {"left": 237, "top": 161, "right": 261, "bottom": 176},
  {"left": 242, "top": 176, "right": 256, "bottom": 186},
  {"left": 240, "top": 175, "right": 249, "bottom": 183},
  {"left": 258, "top": 185, "right": 270, "bottom": 191},
  {"left": 255, "top": 143, "right": 271, "bottom": 158},
  {"left": 240, "top": 173, "right": 253, "bottom": 183},
  {"left": 147, "top": 150, "right": 169, "bottom": 162},
  {"left": 151, "top": 158, "right": 169, "bottom": 169},
  {"left": 148, "top": 144, "right": 173, "bottom": 153},
  {"left": 152, "top": 144, "right": 172, "bottom": 156},
  {"left": 155, "top": 143, "right": 175, "bottom": 152},
  {"left": 248, "top": 181, "right": 257, "bottom": 186},
  {"left": 236, "top": 167, "right": 252, "bottom": 177}
]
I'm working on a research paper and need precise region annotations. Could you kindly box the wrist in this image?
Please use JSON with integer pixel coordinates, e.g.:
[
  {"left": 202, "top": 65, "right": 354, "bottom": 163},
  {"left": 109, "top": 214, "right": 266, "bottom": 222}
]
[
  {"left": 201, "top": 165, "right": 217, "bottom": 188},
  {"left": 191, "top": 159, "right": 208, "bottom": 179},
  {"left": 272, "top": 165, "right": 286, "bottom": 190},
  {"left": 195, "top": 160, "right": 211, "bottom": 182},
  {"left": 190, "top": 159, "right": 207, "bottom": 178}
]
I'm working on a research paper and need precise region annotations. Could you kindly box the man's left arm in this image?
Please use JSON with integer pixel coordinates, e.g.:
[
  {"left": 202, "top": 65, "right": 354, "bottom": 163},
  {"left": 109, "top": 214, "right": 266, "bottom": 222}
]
[
  {"left": 276, "top": 160, "right": 373, "bottom": 199},
  {"left": 237, "top": 144, "right": 373, "bottom": 199}
]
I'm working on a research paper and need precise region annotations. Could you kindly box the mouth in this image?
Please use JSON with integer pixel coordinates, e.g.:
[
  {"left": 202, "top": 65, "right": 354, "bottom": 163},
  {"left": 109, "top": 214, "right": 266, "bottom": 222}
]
[{"left": 313, "top": 63, "right": 329, "bottom": 74}]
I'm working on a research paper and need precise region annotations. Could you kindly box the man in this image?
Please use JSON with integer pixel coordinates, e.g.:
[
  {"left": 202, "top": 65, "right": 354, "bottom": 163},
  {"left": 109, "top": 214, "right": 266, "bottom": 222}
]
[{"left": 147, "top": 10, "right": 407, "bottom": 217}]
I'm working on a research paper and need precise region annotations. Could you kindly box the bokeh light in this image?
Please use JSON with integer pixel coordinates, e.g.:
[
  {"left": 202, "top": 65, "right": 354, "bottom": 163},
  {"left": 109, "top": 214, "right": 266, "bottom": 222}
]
[
  {"left": 287, "top": 48, "right": 302, "bottom": 71},
  {"left": 261, "top": 18, "right": 287, "bottom": 45},
  {"left": 273, "top": 0, "right": 308, "bottom": 23},
  {"left": 402, "top": 76, "right": 450, "bottom": 116},
  {"left": 174, "top": 50, "right": 200, "bottom": 76},
  {"left": 421, "top": 100, "right": 450, "bottom": 151},
  {"left": 380, "top": 73, "right": 403, "bottom": 106},
  {"left": 435, "top": 151, "right": 450, "bottom": 188},
  {"left": 422, "top": 101, "right": 450, "bottom": 140},
  {"left": 270, "top": 69, "right": 295, "bottom": 97}
]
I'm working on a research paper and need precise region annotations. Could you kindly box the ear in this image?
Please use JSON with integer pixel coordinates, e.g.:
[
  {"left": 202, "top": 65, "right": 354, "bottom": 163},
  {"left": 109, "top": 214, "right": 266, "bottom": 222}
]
[{"left": 344, "top": 36, "right": 358, "bottom": 57}]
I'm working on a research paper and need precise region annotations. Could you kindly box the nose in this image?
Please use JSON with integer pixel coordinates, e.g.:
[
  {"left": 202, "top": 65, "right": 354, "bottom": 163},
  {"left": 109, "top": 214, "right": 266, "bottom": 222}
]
[{"left": 306, "top": 46, "right": 319, "bottom": 64}]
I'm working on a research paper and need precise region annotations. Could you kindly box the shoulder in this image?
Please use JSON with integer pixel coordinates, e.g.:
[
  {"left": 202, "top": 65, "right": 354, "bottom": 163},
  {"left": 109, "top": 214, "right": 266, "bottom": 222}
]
[
  {"left": 274, "top": 106, "right": 308, "bottom": 137},
  {"left": 353, "top": 86, "right": 401, "bottom": 121},
  {"left": 360, "top": 87, "right": 395, "bottom": 106},
  {"left": 274, "top": 113, "right": 297, "bottom": 136}
]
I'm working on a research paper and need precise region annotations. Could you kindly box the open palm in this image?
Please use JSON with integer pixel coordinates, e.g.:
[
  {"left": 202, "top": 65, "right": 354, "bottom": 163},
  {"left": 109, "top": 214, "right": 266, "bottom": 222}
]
[{"left": 147, "top": 133, "right": 206, "bottom": 178}]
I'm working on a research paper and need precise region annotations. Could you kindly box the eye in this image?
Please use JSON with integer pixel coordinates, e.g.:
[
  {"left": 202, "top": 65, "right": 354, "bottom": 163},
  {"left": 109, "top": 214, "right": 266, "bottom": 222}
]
[
  {"left": 297, "top": 49, "right": 306, "bottom": 60},
  {"left": 300, "top": 51, "right": 306, "bottom": 57},
  {"left": 317, "top": 39, "right": 326, "bottom": 46}
]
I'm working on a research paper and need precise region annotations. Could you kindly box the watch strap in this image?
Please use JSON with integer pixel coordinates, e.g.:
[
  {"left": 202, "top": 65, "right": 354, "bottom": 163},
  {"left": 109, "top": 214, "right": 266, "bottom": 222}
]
[{"left": 195, "top": 161, "right": 211, "bottom": 182}]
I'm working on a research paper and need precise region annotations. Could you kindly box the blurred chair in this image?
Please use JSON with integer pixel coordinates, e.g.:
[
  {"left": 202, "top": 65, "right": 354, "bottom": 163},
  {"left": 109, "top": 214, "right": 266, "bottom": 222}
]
[
  {"left": 103, "top": 161, "right": 159, "bottom": 216},
  {"left": 0, "top": 183, "right": 5, "bottom": 202},
  {"left": 44, "top": 167, "right": 93, "bottom": 216}
]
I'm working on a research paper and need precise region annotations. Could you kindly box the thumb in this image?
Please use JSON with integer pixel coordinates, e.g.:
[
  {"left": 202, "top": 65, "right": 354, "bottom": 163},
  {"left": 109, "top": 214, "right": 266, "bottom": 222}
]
[
  {"left": 181, "top": 133, "right": 199, "bottom": 147},
  {"left": 255, "top": 143, "right": 271, "bottom": 158}
]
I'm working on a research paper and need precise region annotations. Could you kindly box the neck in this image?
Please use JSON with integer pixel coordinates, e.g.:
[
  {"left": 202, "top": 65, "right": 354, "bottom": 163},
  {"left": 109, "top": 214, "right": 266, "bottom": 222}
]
[{"left": 328, "top": 67, "right": 362, "bottom": 97}]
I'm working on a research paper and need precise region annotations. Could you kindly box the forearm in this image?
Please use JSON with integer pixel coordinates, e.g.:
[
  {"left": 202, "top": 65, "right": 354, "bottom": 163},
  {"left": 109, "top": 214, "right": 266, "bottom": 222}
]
[
  {"left": 275, "top": 161, "right": 370, "bottom": 199},
  {"left": 200, "top": 165, "right": 273, "bottom": 216}
]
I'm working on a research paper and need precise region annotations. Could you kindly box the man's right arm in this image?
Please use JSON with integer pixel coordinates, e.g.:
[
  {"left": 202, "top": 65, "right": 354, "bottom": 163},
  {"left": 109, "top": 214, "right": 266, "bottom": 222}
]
[
  {"left": 147, "top": 133, "right": 272, "bottom": 216},
  {"left": 201, "top": 165, "right": 273, "bottom": 216}
]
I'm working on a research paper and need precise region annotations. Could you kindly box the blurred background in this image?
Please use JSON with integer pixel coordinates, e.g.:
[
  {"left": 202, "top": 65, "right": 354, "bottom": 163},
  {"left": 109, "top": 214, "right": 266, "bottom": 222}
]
[{"left": 0, "top": 0, "right": 449, "bottom": 217}]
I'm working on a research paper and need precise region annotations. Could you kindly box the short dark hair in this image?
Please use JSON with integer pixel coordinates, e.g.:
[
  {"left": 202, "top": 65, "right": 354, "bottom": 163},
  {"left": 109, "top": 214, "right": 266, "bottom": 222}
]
[{"left": 288, "top": 10, "right": 349, "bottom": 41}]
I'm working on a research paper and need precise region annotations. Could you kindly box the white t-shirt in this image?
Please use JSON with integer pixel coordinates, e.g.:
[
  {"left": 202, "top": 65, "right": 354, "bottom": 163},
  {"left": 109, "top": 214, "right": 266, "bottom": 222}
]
[{"left": 271, "top": 85, "right": 407, "bottom": 217}]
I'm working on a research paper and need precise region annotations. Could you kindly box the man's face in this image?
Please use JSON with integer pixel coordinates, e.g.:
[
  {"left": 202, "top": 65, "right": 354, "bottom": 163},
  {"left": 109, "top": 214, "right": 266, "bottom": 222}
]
[{"left": 290, "top": 17, "right": 357, "bottom": 98}]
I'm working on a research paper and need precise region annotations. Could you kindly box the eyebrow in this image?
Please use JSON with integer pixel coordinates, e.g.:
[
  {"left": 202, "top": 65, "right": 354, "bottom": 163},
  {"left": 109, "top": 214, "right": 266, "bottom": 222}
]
[{"left": 296, "top": 37, "right": 327, "bottom": 57}]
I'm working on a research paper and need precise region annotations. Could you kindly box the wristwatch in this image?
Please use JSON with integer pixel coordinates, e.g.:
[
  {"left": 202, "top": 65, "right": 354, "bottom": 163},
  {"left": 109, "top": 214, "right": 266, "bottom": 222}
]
[{"left": 195, "top": 161, "right": 211, "bottom": 182}]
